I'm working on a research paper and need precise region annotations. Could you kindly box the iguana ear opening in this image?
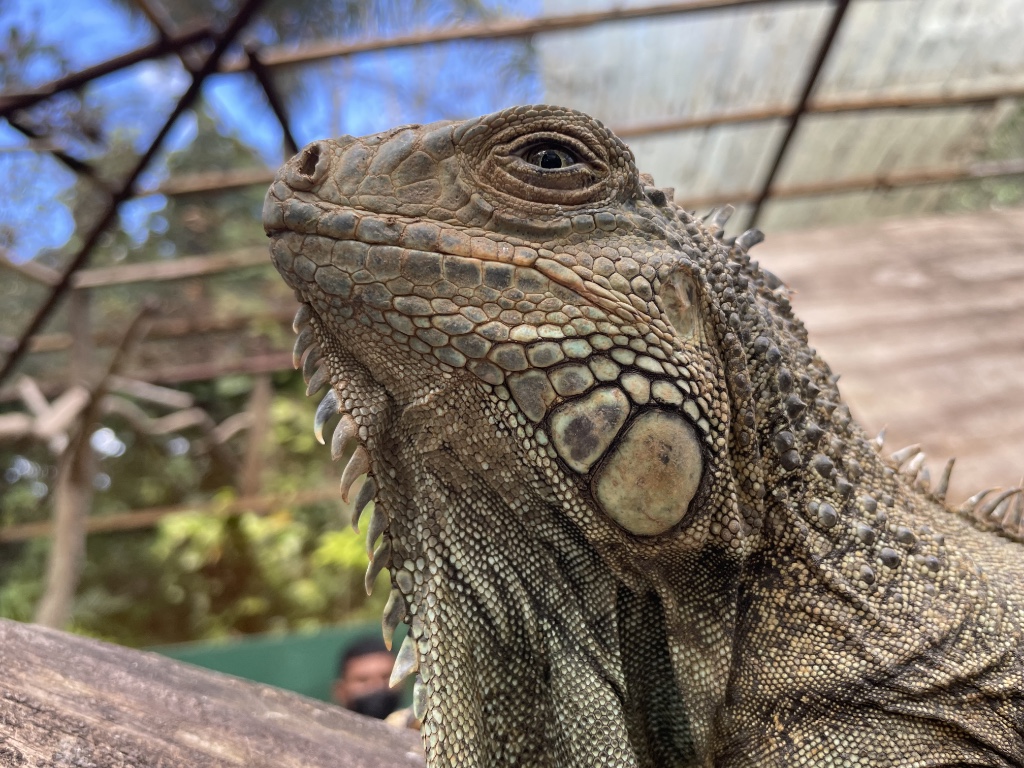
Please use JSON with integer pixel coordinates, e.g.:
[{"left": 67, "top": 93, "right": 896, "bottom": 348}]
[
  {"left": 659, "top": 268, "right": 703, "bottom": 346},
  {"left": 653, "top": 261, "right": 766, "bottom": 547}
]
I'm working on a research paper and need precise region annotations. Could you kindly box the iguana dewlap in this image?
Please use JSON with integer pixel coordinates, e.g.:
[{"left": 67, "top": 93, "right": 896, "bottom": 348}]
[{"left": 264, "top": 104, "right": 1024, "bottom": 767}]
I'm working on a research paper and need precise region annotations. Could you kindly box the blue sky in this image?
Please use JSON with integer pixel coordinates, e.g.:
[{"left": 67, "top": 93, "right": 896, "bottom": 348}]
[{"left": 0, "top": 0, "right": 541, "bottom": 261}]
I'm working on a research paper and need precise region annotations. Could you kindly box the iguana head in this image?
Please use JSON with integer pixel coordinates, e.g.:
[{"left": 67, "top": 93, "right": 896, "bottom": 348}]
[{"left": 264, "top": 104, "right": 806, "bottom": 765}]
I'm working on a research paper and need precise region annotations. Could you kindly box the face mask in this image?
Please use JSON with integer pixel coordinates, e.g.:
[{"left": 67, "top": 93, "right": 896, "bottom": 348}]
[{"left": 348, "top": 687, "right": 402, "bottom": 719}]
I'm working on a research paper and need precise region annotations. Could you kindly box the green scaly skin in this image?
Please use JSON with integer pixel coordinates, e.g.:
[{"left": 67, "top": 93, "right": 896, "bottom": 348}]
[{"left": 264, "top": 105, "right": 1024, "bottom": 767}]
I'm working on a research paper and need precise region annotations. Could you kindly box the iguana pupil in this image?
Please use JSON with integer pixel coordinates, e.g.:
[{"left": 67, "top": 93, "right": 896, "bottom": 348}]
[{"left": 528, "top": 145, "right": 575, "bottom": 169}]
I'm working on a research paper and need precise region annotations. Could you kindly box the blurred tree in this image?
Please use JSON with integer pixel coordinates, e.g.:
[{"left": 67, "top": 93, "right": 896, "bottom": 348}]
[{"left": 0, "top": 0, "right": 535, "bottom": 646}]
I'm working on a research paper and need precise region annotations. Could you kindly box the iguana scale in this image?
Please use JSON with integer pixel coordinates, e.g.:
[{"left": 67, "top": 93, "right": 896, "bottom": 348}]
[{"left": 263, "top": 104, "right": 1024, "bottom": 767}]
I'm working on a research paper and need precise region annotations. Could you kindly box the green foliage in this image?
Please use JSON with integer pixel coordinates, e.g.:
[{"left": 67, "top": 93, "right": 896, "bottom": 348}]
[
  {"left": 0, "top": 374, "right": 388, "bottom": 647},
  {"left": 0, "top": 539, "right": 47, "bottom": 623},
  {"left": 143, "top": 501, "right": 388, "bottom": 643}
]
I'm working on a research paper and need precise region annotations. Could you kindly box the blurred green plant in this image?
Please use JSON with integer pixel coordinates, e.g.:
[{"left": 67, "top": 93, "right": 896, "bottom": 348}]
[{"left": 0, "top": 373, "right": 388, "bottom": 647}]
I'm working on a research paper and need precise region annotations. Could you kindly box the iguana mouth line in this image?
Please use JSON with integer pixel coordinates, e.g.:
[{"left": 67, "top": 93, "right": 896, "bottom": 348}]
[
  {"left": 266, "top": 192, "right": 651, "bottom": 321},
  {"left": 264, "top": 191, "right": 541, "bottom": 267},
  {"left": 269, "top": 225, "right": 671, "bottom": 399}
]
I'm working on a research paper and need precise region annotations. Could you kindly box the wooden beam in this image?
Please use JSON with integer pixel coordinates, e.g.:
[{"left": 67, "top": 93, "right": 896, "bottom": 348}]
[
  {"left": 0, "top": 0, "right": 267, "bottom": 387},
  {"left": 0, "top": 618, "right": 424, "bottom": 767},
  {"left": 151, "top": 167, "right": 276, "bottom": 197},
  {"left": 34, "top": 306, "right": 153, "bottom": 629},
  {"left": 0, "top": 412, "right": 33, "bottom": 438},
  {"left": 219, "top": 0, "right": 778, "bottom": 72},
  {"left": 0, "top": 24, "right": 212, "bottom": 116},
  {"left": 0, "top": 344, "right": 296, "bottom": 404},
  {"left": 107, "top": 375, "right": 196, "bottom": 409},
  {"left": 0, "top": 487, "right": 344, "bottom": 543},
  {"left": 27, "top": 306, "right": 294, "bottom": 354},
  {"left": 679, "top": 158, "right": 1024, "bottom": 209},
  {"left": 614, "top": 85, "right": 1024, "bottom": 139},
  {"left": 150, "top": 91, "right": 1024, "bottom": 201},
  {"left": 238, "top": 374, "right": 273, "bottom": 496},
  {"left": 71, "top": 246, "right": 269, "bottom": 288},
  {"left": 127, "top": 350, "right": 296, "bottom": 384},
  {"left": 0, "top": 246, "right": 60, "bottom": 286},
  {"left": 747, "top": 0, "right": 852, "bottom": 226}
]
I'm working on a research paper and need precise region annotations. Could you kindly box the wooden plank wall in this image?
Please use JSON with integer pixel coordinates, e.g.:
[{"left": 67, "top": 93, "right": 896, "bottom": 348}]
[{"left": 756, "top": 206, "right": 1024, "bottom": 504}]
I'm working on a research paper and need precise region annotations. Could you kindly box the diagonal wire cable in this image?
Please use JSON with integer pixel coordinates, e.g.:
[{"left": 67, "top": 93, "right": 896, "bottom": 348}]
[
  {"left": 245, "top": 44, "right": 299, "bottom": 157},
  {"left": 1, "top": 0, "right": 780, "bottom": 119},
  {"left": 0, "top": 24, "right": 212, "bottom": 118},
  {"left": 5, "top": 118, "right": 113, "bottom": 194},
  {"left": 746, "top": 0, "right": 852, "bottom": 227},
  {"left": 0, "top": 0, "right": 266, "bottom": 385}
]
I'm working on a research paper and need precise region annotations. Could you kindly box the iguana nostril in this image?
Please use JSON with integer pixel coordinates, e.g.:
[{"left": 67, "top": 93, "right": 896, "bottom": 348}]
[{"left": 298, "top": 143, "right": 320, "bottom": 178}]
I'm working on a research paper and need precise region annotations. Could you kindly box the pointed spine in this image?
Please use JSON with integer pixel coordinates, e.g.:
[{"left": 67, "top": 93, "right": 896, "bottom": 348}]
[
  {"left": 292, "top": 303, "right": 312, "bottom": 333},
  {"left": 1007, "top": 491, "right": 1024, "bottom": 535},
  {"left": 905, "top": 451, "right": 926, "bottom": 478},
  {"left": 305, "top": 365, "right": 330, "bottom": 396},
  {"left": 292, "top": 325, "right": 315, "bottom": 369},
  {"left": 365, "top": 505, "right": 387, "bottom": 557},
  {"left": 935, "top": 457, "right": 955, "bottom": 502},
  {"left": 340, "top": 445, "right": 370, "bottom": 502},
  {"left": 978, "top": 488, "right": 1020, "bottom": 522},
  {"left": 708, "top": 205, "right": 734, "bottom": 233},
  {"left": 390, "top": 635, "right": 419, "bottom": 688},
  {"left": 365, "top": 538, "right": 391, "bottom": 595},
  {"left": 381, "top": 588, "right": 406, "bottom": 651},
  {"left": 331, "top": 414, "right": 358, "bottom": 462},
  {"left": 301, "top": 346, "right": 323, "bottom": 383},
  {"left": 960, "top": 487, "right": 998, "bottom": 518},
  {"left": 351, "top": 477, "right": 376, "bottom": 532},
  {"left": 890, "top": 444, "right": 921, "bottom": 466},
  {"left": 915, "top": 466, "right": 931, "bottom": 492},
  {"left": 736, "top": 228, "right": 765, "bottom": 251},
  {"left": 313, "top": 389, "right": 339, "bottom": 445}
]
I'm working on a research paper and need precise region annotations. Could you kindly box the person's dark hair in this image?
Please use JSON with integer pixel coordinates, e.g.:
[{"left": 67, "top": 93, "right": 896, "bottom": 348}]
[{"left": 338, "top": 635, "right": 391, "bottom": 677}]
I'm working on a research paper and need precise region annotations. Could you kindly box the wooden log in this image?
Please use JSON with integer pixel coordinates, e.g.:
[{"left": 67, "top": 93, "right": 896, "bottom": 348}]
[{"left": 0, "top": 618, "right": 424, "bottom": 767}]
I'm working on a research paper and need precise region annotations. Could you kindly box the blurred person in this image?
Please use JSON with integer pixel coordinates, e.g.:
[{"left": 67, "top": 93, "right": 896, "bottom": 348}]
[{"left": 332, "top": 635, "right": 401, "bottom": 719}]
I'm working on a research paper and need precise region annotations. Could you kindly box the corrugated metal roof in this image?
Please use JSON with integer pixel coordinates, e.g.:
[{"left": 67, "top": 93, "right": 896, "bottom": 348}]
[{"left": 537, "top": 0, "right": 1024, "bottom": 232}]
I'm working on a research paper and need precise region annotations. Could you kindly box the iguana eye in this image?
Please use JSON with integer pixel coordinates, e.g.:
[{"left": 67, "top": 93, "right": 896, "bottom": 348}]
[
  {"left": 486, "top": 129, "right": 611, "bottom": 201},
  {"left": 523, "top": 145, "right": 577, "bottom": 170}
]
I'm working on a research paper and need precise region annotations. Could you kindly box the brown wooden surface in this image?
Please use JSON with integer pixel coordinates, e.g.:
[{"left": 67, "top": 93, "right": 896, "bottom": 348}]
[
  {"left": 0, "top": 618, "right": 423, "bottom": 767},
  {"left": 757, "top": 206, "right": 1024, "bottom": 503}
]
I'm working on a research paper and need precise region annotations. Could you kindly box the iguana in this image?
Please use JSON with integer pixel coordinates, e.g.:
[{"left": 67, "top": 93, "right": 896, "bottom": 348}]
[{"left": 263, "top": 104, "right": 1024, "bottom": 767}]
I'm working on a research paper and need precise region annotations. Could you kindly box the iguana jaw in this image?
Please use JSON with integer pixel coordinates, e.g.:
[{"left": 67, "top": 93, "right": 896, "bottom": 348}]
[
  {"left": 279, "top": 279, "right": 698, "bottom": 762},
  {"left": 267, "top": 221, "right": 741, "bottom": 765}
]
